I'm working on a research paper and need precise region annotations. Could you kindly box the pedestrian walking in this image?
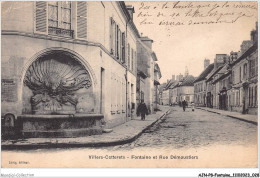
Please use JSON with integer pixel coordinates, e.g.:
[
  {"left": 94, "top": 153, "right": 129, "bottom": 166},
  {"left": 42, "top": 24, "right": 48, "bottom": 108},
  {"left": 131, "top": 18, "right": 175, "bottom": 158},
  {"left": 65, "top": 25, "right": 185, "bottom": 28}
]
[
  {"left": 182, "top": 100, "right": 187, "bottom": 111},
  {"left": 137, "top": 101, "right": 148, "bottom": 120},
  {"left": 191, "top": 102, "right": 195, "bottom": 112}
]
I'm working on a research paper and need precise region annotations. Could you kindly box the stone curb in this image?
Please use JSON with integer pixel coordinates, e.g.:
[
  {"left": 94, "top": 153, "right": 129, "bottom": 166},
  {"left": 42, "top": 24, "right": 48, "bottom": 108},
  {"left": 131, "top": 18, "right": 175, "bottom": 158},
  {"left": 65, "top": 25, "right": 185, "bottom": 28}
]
[
  {"left": 197, "top": 107, "right": 257, "bottom": 126},
  {"left": 1, "top": 109, "right": 171, "bottom": 150}
]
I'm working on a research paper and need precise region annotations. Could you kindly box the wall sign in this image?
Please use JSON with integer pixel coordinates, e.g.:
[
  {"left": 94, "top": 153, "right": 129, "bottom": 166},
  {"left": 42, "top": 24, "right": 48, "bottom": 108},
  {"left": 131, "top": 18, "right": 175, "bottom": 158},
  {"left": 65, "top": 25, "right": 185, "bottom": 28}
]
[{"left": 1, "top": 79, "right": 18, "bottom": 102}]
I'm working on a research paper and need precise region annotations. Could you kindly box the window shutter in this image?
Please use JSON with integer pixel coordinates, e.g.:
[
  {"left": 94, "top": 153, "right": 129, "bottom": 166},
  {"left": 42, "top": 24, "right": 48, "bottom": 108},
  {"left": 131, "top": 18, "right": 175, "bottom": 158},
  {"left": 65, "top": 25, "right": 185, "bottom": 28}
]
[
  {"left": 34, "top": 1, "right": 47, "bottom": 34},
  {"left": 122, "top": 33, "right": 125, "bottom": 63},
  {"left": 76, "top": 1, "right": 87, "bottom": 39},
  {"left": 110, "top": 17, "right": 113, "bottom": 54}
]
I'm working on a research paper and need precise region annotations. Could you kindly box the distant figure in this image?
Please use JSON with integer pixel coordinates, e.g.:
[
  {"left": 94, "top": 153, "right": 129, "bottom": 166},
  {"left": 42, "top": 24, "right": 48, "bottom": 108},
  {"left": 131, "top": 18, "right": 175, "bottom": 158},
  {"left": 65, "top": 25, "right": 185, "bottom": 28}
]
[
  {"left": 182, "top": 100, "right": 187, "bottom": 111},
  {"left": 191, "top": 102, "right": 195, "bottom": 112},
  {"left": 137, "top": 101, "right": 148, "bottom": 121}
]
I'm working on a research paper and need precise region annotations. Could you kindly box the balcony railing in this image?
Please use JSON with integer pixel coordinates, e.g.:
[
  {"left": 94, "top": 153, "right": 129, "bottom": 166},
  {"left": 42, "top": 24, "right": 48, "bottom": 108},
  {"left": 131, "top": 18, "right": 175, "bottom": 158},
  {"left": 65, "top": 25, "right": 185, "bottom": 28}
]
[{"left": 48, "top": 27, "right": 74, "bottom": 38}]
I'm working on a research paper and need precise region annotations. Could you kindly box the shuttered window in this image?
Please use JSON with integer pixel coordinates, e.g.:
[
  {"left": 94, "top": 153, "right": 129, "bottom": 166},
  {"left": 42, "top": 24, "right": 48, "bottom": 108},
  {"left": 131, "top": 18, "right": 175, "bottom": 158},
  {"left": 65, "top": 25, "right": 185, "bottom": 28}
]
[
  {"left": 77, "top": 1, "right": 87, "bottom": 39},
  {"left": 110, "top": 18, "right": 116, "bottom": 54},
  {"left": 128, "top": 44, "right": 130, "bottom": 68},
  {"left": 118, "top": 29, "right": 121, "bottom": 60},
  {"left": 116, "top": 25, "right": 119, "bottom": 58},
  {"left": 110, "top": 17, "right": 113, "bottom": 54},
  {"left": 47, "top": 1, "right": 73, "bottom": 37},
  {"left": 48, "top": 1, "right": 58, "bottom": 28},
  {"left": 35, "top": 1, "right": 86, "bottom": 39},
  {"left": 122, "top": 32, "right": 125, "bottom": 63},
  {"left": 35, "top": 1, "right": 47, "bottom": 34},
  {"left": 61, "top": 2, "right": 72, "bottom": 30}
]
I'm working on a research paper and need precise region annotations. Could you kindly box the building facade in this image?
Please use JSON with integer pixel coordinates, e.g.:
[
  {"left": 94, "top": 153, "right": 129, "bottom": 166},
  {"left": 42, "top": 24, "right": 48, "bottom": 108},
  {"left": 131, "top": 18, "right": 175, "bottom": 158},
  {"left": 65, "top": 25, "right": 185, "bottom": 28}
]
[
  {"left": 154, "top": 63, "right": 162, "bottom": 110},
  {"left": 136, "top": 36, "right": 160, "bottom": 113},
  {"left": 194, "top": 63, "right": 214, "bottom": 106},
  {"left": 201, "top": 22, "right": 258, "bottom": 115},
  {"left": 177, "top": 75, "right": 196, "bottom": 105},
  {"left": 1, "top": 1, "right": 140, "bottom": 134},
  {"left": 229, "top": 25, "right": 258, "bottom": 114}
]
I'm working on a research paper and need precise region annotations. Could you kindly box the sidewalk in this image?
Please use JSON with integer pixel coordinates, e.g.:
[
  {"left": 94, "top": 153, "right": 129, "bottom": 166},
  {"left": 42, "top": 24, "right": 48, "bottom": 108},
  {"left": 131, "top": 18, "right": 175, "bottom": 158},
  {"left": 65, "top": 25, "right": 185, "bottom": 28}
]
[
  {"left": 197, "top": 107, "right": 258, "bottom": 125},
  {"left": 1, "top": 106, "right": 171, "bottom": 150}
]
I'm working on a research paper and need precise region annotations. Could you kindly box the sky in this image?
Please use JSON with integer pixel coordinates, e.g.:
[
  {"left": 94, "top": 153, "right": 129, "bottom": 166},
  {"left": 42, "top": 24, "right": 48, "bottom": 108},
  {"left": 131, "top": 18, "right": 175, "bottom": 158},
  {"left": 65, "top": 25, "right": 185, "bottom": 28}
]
[{"left": 126, "top": 1, "right": 258, "bottom": 83}]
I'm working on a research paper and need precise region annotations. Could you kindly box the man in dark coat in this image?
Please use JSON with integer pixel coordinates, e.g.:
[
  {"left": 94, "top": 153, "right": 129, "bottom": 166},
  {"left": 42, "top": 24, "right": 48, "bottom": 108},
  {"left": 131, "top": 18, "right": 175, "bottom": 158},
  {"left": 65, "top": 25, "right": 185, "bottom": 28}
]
[
  {"left": 182, "top": 100, "right": 187, "bottom": 111},
  {"left": 137, "top": 101, "right": 148, "bottom": 120}
]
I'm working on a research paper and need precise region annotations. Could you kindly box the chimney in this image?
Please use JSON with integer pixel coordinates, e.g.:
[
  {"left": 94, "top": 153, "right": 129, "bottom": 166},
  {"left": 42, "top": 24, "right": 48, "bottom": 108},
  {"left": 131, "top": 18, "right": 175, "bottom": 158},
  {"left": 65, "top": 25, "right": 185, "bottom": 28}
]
[
  {"left": 140, "top": 36, "right": 153, "bottom": 49},
  {"left": 126, "top": 5, "right": 135, "bottom": 20},
  {"left": 185, "top": 66, "right": 189, "bottom": 77},
  {"left": 204, "top": 59, "right": 210, "bottom": 69},
  {"left": 229, "top": 51, "right": 238, "bottom": 63},
  {"left": 180, "top": 75, "right": 183, "bottom": 81},
  {"left": 178, "top": 74, "right": 184, "bottom": 81},
  {"left": 172, "top": 75, "right": 175, "bottom": 81},
  {"left": 240, "top": 41, "right": 253, "bottom": 55},
  {"left": 214, "top": 54, "right": 227, "bottom": 70}
]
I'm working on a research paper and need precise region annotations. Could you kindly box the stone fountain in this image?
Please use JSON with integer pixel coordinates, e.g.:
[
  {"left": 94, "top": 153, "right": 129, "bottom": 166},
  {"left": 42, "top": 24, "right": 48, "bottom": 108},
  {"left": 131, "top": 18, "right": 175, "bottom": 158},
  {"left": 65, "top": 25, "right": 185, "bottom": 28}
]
[{"left": 20, "top": 51, "right": 103, "bottom": 138}]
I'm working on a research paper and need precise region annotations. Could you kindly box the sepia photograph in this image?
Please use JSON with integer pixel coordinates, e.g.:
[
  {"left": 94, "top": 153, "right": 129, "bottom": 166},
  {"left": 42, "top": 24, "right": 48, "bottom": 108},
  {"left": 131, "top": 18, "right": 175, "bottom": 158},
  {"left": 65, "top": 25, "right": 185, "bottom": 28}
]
[{"left": 1, "top": 0, "right": 259, "bottom": 176}]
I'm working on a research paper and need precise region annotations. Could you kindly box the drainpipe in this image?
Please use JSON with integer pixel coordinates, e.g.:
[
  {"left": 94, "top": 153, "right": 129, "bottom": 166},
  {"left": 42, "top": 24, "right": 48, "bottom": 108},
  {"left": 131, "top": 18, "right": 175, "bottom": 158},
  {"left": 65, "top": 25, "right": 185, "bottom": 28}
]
[{"left": 125, "top": 19, "right": 130, "bottom": 120}]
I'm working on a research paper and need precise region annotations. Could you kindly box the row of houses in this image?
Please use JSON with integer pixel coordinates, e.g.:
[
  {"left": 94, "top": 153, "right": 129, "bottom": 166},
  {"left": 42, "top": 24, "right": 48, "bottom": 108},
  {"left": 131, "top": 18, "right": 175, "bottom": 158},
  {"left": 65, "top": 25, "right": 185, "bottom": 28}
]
[
  {"left": 159, "top": 68, "right": 196, "bottom": 106},
  {"left": 1, "top": 1, "right": 161, "bottom": 137},
  {"left": 160, "top": 22, "right": 258, "bottom": 115},
  {"left": 194, "top": 22, "right": 258, "bottom": 115}
]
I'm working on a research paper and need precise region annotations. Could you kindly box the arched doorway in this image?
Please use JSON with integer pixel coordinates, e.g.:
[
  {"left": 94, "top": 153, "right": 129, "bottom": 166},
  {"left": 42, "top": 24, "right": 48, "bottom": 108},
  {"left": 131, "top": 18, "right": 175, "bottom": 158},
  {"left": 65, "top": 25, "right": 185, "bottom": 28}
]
[{"left": 22, "top": 50, "right": 95, "bottom": 115}]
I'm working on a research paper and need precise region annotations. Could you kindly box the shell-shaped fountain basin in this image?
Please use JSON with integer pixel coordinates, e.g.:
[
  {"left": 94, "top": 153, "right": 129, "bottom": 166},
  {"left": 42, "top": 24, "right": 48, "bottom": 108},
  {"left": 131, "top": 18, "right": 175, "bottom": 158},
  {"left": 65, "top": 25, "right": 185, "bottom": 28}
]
[{"left": 17, "top": 114, "right": 104, "bottom": 138}]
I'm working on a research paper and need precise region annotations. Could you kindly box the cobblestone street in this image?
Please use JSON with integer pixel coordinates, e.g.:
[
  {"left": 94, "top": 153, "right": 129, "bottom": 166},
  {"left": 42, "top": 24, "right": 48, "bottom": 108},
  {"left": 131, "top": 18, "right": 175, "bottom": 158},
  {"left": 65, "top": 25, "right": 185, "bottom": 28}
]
[
  {"left": 109, "top": 106, "right": 257, "bottom": 150},
  {"left": 1, "top": 107, "right": 258, "bottom": 168}
]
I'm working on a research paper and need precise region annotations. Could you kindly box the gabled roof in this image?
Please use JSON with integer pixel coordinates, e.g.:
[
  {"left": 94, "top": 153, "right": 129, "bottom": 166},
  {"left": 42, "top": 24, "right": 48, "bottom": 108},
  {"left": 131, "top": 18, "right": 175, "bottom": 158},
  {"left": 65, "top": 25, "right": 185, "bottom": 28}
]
[
  {"left": 179, "top": 75, "right": 196, "bottom": 86},
  {"left": 159, "top": 83, "right": 167, "bottom": 92},
  {"left": 212, "top": 71, "right": 231, "bottom": 84},
  {"left": 164, "top": 79, "right": 175, "bottom": 90},
  {"left": 170, "top": 82, "right": 180, "bottom": 89},
  {"left": 194, "top": 64, "right": 214, "bottom": 83},
  {"left": 211, "top": 64, "right": 231, "bottom": 84},
  {"left": 231, "top": 42, "right": 257, "bottom": 67},
  {"left": 168, "top": 81, "right": 178, "bottom": 89},
  {"left": 137, "top": 70, "right": 148, "bottom": 79},
  {"left": 118, "top": 2, "right": 140, "bottom": 38},
  {"left": 169, "top": 81, "right": 179, "bottom": 89},
  {"left": 154, "top": 63, "right": 162, "bottom": 79},
  {"left": 137, "top": 39, "right": 157, "bottom": 61},
  {"left": 206, "top": 66, "right": 224, "bottom": 82}
]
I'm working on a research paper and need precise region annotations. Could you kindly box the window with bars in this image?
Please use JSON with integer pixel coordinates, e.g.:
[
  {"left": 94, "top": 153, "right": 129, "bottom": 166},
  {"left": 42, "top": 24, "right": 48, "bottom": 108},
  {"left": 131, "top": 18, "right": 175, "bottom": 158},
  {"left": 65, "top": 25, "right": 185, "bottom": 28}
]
[
  {"left": 35, "top": 1, "right": 87, "bottom": 39},
  {"left": 48, "top": 1, "right": 73, "bottom": 37}
]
